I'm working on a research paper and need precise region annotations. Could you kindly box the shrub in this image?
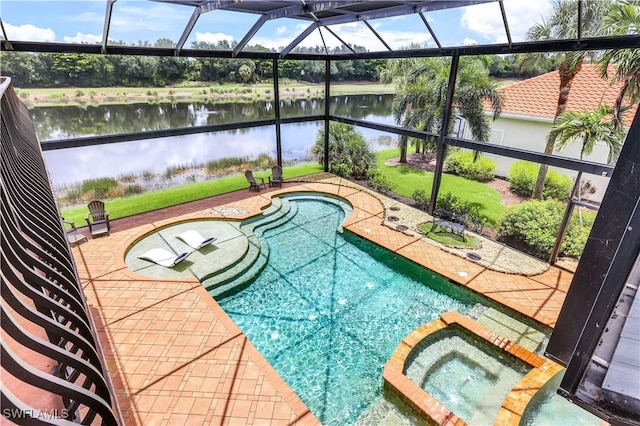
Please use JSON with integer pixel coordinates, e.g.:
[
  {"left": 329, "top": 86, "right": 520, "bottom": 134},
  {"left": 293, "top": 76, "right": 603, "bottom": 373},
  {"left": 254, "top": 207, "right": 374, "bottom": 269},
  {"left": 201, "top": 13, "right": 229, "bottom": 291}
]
[
  {"left": 436, "top": 192, "right": 467, "bottom": 216},
  {"left": 118, "top": 172, "right": 137, "bottom": 183},
  {"left": 544, "top": 171, "right": 573, "bottom": 200},
  {"left": 206, "top": 156, "right": 249, "bottom": 172},
  {"left": 164, "top": 164, "right": 190, "bottom": 179},
  {"left": 311, "top": 123, "right": 375, "bottom": 178},
  {"left": 367, "top": 167, "right": 395, "bottom": 193},
  {"left": 124, "top": 184, "right": 144, "bottom": 196},
  {"left": 497, "top": 200, "right": 592, "bottom": 259},
  {"left": 445, "top": 151, "right": 496, "bottom": 182},
  {"left": 142, "top": 169, "right": 156, "bottom": 180},
  {"left": 508, "top": 161, "right": 536, "bottom": 196},
  {"left": 331, "top": 163, "right": 351, "bottom": 178},
  {"left": 508, "top": 161, "right": 571, "bottom": 200},
  {"left": 412, "top": 189, "right": 430, "bottom": 211},
  {"left": 79, "top": 177, "right": 118, "bottom": 198},
  {"left": 65, "top": 187, "right": 82, "bottom": 203},
  {"left": 467, "top": 205, "right": 488, "bottom": 234},
  {"left": 251, "top": 153, "right": 274, "bottom": 168}
]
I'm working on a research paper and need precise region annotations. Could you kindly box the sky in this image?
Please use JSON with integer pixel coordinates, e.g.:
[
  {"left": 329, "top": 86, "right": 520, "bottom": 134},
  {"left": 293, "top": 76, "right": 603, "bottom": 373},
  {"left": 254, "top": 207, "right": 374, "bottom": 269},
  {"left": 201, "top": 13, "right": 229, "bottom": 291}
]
[{"left": 1, "top": 0, "right": 554, "bottom": 53}]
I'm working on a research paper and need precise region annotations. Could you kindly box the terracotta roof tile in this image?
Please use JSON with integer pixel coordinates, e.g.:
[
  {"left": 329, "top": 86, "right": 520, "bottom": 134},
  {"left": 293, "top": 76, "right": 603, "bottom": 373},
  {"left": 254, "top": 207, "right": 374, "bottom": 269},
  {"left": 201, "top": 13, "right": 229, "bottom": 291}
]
[{"left": 490, "top": 64, "right": 638, "bottom": 126}]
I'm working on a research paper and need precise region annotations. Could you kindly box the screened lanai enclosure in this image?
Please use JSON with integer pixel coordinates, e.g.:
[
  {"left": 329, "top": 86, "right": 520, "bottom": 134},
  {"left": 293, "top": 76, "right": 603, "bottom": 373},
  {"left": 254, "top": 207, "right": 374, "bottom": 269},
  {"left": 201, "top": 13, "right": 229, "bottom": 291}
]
[{"left": 2, "top": 1, "right": 640, "bottom": 424}]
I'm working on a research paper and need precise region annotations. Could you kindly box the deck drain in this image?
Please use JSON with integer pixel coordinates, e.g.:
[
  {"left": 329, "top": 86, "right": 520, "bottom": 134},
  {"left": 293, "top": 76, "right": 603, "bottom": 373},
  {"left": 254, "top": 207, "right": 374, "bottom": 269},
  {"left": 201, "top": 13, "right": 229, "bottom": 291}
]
[
  {"left": 387, "top": 216, "right": 399, "bottom": 221},
  {"left": 466, "top": 252, "right": 482, "bottom": 261},
  {"left": 390, "top": 206, "right": 401, "bottom": 211},
  {"left": 396, "top": 225, "right": 408, "bottom": 231}
]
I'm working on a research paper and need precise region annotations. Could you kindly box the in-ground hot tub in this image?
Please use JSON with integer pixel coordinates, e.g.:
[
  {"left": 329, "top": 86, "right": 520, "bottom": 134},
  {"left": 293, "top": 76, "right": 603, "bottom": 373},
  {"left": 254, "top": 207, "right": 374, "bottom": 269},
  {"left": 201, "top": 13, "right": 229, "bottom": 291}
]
[
  {"left": 405, "top": 327, "right": 530, "bottom": 425},
  {"left": 383, "top": 311, "right": 562, "bottom": 425}
]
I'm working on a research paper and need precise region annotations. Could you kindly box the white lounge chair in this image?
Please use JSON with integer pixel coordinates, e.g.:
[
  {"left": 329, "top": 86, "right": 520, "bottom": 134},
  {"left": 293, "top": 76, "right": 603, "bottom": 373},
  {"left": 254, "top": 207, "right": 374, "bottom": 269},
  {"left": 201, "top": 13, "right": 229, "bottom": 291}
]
[
  {"left": 138, "top": 248, "right": 189, "bottom": 267},
  {"left": 176, "top": 230, "right": 216, "bottom": 249}
]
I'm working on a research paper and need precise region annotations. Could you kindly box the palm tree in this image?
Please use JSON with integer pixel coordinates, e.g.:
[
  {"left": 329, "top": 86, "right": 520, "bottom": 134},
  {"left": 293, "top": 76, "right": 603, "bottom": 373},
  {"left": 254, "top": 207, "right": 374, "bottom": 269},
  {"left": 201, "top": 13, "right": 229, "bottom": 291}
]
[
  {"left": 518, "top": 0, "right": 611, "bottom": 199},
  {"left": 597, "top": 0, "right": 640, "bottom": 130},
  {"left": 379, "top": 48, "right": 427, "bottom": 163},
  {"left": 384, "top": 56, "right": 502, "bottom": 163},
  {"left": 548, "top": 105, "right": 624, "bottom": 163},
  {"left": 311, "top": 122, "right": 375, "bottom": 178},
  {"left": 547, "top": 105, "right": 624, "bottom": 223}
]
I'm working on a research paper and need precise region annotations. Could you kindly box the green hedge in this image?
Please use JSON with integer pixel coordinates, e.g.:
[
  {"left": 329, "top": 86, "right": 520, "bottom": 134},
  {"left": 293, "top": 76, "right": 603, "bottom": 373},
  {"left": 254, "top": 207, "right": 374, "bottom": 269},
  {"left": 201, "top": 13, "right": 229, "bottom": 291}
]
[
  {"left": 445, "top": 151, "right": 496, "bottom": 182},
  {"left": 508, "top": 161, "right": 572, "bottom": 200},
  {"left": 367, "top": 167, "right": 395, "bottom": 193},
  {"left": 497, "top": 200, "right": 594, "bottom": 259}
]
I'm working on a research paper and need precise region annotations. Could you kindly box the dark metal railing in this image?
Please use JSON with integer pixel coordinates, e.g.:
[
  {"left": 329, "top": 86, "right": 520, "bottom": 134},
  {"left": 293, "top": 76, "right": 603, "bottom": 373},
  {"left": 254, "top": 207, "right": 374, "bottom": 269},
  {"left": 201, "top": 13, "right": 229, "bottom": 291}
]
[{"left": 1, "top": 76, "right": 121, "bottom": 425}]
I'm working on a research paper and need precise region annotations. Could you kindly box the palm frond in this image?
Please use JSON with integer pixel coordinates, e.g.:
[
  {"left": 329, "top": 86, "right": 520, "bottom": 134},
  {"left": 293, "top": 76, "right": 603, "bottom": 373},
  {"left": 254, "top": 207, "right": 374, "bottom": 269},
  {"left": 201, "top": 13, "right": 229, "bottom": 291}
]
[{"left": 548, "top": 105, "right": 624, "bottom": 163}]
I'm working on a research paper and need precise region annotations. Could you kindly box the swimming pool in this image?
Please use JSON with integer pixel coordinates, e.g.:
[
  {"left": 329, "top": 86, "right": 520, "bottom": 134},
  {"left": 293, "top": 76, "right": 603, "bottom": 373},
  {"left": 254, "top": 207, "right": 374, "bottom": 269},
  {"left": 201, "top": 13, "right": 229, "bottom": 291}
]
[{"left": 216, "top": 194, "right": 485, "bottom": 424}]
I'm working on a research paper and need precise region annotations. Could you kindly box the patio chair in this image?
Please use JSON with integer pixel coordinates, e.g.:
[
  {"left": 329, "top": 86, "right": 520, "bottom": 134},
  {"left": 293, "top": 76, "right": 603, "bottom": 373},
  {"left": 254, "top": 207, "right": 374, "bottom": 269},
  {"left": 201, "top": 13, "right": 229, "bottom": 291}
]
[
  {"left": 62, "top": 218, "right": 87, "bottom": 245},
  {"left": 245, "top": 170, "right": 266, "bottom": 191},
  {"left": 176, "top": 230, "right": 216, "bottom": 249},
  {"left": 268, "top": 165, "right": 283, "bottom": 187},
  {"left": 138, "top": 248, "right": 190, "bottom": 268},
  {"left": 85, "top": 200, "right": 110, "bottom": 237}
]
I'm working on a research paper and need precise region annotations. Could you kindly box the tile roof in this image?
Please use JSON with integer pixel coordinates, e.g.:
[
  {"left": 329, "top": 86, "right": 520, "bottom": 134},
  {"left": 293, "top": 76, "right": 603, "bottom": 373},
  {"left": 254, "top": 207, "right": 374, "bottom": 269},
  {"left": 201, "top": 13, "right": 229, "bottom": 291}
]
[{"left": 492, "top": 64, "right": 638, "bottom": 125}]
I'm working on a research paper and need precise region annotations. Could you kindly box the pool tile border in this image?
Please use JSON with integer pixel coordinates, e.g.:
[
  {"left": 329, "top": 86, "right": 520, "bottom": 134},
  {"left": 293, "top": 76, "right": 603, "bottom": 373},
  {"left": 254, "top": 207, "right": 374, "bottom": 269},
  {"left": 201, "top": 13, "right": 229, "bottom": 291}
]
[{"left": 383, "top": 311, "right": 562, "bottom": 426}]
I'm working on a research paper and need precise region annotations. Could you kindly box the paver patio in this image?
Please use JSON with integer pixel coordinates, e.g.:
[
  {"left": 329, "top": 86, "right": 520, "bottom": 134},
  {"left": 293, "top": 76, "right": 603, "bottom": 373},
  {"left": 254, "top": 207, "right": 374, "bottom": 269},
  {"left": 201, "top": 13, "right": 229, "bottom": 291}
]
[{"left": 70, "top": 177, "right": 574, "bottom": 425}]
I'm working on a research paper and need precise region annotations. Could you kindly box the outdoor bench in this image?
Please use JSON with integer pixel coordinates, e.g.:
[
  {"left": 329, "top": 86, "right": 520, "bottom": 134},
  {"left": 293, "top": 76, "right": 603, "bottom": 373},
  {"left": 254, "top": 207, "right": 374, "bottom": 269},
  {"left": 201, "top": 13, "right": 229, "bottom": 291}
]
[{"left": 430, "top": 209, "right": 467, "bottom": 241}]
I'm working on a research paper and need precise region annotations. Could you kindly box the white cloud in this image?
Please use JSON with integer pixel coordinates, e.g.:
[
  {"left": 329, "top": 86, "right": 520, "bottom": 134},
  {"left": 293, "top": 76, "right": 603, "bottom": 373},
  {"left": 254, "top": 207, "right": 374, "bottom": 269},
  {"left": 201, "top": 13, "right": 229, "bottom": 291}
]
[
  {"left": 3, "top": 23, "right": 55, "bottom": 42},
  {"left": 461, "top": 0, "right": 553, "bottom": 43},
  {"left": 68, "top": 11, "right": 104, "bottom": 25},
  {"left": 276, "top": 26, "right": 287, "bottom": 35},
  {"left": 195, "top": 31, "right": 235, "bottom": 45},
  {"left": 64, "top": 32, "right": 102, "bottom": 44},
  {"left": 311, "top": 23, "right": 432, "bottom": 51},
  {"left": 109, "top": 4, "right": 191, "bottom": 33},
  {"left": 463, "top": 37, "right": 478, "bottom": 46}
]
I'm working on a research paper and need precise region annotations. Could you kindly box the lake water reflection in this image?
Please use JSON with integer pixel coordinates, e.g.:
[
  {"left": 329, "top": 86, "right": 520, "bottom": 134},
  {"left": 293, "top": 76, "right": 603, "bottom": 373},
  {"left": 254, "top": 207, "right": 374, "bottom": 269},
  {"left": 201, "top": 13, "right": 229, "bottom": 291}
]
[{"left": 37, "top": 95, "right": 396, "bottom": 187}]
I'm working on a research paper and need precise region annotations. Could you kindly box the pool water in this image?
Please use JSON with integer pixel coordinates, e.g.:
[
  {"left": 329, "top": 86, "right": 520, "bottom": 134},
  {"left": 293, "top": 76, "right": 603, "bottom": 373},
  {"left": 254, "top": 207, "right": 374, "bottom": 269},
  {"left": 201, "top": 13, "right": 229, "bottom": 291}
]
[
  {"left": 217, "top": 196, "right": 482, "bottom": 425},
  {"left": 405, "top": 329, "right": 530, "bottom": 425},
  {"left": 520, "top": 371, "right": 603, "bottom": 426}
]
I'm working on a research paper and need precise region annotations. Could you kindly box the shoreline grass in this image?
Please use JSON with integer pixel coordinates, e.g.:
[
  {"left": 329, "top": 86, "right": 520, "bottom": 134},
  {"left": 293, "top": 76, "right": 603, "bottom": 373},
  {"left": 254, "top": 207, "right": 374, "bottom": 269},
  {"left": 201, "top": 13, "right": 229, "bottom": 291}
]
[
  {"left": 60, "top": 163, "right": 322, "bottom": 226},
  {"left": 18, "top": 82, "right": 395, "bottom": 108}
]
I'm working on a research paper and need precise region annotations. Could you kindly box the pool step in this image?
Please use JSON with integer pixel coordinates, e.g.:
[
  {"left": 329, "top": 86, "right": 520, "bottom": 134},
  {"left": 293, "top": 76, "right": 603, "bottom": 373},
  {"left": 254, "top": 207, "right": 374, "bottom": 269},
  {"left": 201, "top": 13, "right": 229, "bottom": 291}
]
[
  {"left": 240, "top": 197, "right": 286, "bottom": 232},
  {"left": 241, "top": 198, "right": 293, "bottom": 236},
  {"left": 205, "top": 234, "right": 268, "bottom": 298},
  {"left": 206, "top": 199, "right": 298, "bottom": 298},
  {"left": 251, "top": 199, "right": 298, "bottom": 237}
]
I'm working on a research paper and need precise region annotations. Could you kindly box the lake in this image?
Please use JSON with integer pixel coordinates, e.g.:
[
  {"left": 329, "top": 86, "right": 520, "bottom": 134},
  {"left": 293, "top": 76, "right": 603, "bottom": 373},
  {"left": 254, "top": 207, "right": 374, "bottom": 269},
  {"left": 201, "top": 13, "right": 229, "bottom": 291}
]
[{"left": 34, "top": 94, "right": 398, "bottom": 187}]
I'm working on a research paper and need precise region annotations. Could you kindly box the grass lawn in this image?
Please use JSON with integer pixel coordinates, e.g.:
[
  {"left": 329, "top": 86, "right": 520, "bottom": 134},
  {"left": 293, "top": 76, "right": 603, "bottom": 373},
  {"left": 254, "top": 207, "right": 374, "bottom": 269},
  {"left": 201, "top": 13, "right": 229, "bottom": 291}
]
[
  {"left": 376, "top": 148, "right": 505, "bottom": 226},
  {"left": 418, "top": 223, "right": 479, "bottom": 248},
  {"left": 62, "top": 149, "right": 506, "bottom": 229},
  {"left": 61, "top": 163, "right": 322, "bottom": 226}
]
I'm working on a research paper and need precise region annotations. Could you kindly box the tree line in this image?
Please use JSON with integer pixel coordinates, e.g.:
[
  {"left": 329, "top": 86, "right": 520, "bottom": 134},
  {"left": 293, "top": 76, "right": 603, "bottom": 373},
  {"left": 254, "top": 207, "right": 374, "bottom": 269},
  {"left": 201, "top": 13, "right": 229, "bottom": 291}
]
[
  {"left": 0, "top": 36, "right": 552, "bottom": 89},
  {"left": 0, "top": 39, "right": 386, "bottom": 88}
]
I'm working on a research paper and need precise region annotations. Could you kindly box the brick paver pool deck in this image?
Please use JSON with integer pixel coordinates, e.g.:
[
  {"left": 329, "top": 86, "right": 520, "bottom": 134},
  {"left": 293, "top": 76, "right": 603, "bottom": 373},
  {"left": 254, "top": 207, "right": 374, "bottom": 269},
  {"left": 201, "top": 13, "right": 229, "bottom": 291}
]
[{"left": 70, "top": 179, "right": 574, "bottom": 425}]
